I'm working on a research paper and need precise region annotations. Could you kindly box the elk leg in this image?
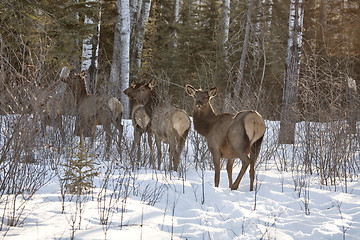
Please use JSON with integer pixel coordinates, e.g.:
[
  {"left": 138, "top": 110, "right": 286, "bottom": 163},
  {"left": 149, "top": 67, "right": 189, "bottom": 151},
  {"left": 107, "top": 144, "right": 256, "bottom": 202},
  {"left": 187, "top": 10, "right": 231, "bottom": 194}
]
[
  {"left": 116, "top": 120, "right": 123, "bottom": 150},
  {"left": 232, "top": 159, "right": 250, "bottom": 190},
  {"left": 147, "top": 132, "right": 154, "bottom": 168},
  {"left": 132, "top": 129, "right": 141, "bottom": 164},
  {"left": 90, "top": 124, "right": 96, "bottom": 149},
  {"left": 155, "top": 137, "right": 162, "bottom": 170},
  {"left": 249, "top": 137, "right": 263, "bottom": 191},
  {"left": 226, "top": 159, "right": 234, "bottom": 188},
  {"left": 212, "top": 151, "right": 221, "bottom": 187},
  {"left": 104, "top": 123, "right": 112, "bottom": 153},
  {"left": 172, "top": 147, "right": 180, "bottom": 172}
]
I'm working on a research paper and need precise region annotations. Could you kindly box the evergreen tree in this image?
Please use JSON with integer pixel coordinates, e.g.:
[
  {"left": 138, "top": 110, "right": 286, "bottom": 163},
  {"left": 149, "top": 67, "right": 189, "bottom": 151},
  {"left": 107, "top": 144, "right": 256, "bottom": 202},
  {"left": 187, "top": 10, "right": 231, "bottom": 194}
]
[{"left": 61, "top": 137, "right": 98, "bottom": 195}]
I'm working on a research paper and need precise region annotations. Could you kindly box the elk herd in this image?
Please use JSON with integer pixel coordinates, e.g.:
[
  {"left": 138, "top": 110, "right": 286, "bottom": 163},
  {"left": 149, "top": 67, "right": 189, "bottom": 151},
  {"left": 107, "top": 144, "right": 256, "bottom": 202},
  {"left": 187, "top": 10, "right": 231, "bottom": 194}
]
[{"left": 36, "top": 68, "right": 265, "bottom": 191}]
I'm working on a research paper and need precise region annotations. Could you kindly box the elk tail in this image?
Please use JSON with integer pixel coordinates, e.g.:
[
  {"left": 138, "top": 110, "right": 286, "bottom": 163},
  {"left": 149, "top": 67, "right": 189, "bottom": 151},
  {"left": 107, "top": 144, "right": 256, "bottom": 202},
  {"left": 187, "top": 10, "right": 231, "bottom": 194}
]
[
  {"left": 172, "top": 110, "right": 191, "bottom": 137},
  {"left": 108, "top": 97, "right": 124, "bottom": 118},
  {"left": 243, "top": 111, "right": 266, "bottom": 147}
]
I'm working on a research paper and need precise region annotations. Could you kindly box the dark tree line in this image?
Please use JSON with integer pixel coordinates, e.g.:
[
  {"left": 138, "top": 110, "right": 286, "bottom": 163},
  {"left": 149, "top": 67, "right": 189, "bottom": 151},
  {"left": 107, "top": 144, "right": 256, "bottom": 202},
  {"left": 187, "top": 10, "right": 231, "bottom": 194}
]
[{"left": 1, "top": 0, "right": 359, "bottom": 142}]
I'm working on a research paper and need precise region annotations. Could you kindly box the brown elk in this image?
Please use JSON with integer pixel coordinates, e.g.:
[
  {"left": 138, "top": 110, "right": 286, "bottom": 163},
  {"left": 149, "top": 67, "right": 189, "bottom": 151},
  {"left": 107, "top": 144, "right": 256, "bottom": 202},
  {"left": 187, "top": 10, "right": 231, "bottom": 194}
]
[
  {"left": 124, "top": 80, "right": 190, "bottom": 171},
  {"left": 186, "top": 85, "right": 265, "bottom": 191},
  {"left": 38, "top": 91, "right": 72, "bottom": 142},
  {"left": 129, "top": 98, "right": 151, "bottom": 164},
  {"left": 61, "top": 69, "right": 123, "bottom": 152}
]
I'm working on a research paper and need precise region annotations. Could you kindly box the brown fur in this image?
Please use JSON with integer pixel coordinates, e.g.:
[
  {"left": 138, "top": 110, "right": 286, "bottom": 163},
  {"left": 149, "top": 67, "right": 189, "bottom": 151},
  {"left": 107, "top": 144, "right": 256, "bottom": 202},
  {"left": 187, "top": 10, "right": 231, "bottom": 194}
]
[
  {"left": 61, "top": 69, "right": 123, "bottom": 151},
  {"left": 36, "top": 82, "right": 75, "bottom": 142},
  {"left": 186, "top": 84, "right": 265, "bottom": 191},
  {"left": 124, "top": 80, "right": 190, "bottom": 171}
]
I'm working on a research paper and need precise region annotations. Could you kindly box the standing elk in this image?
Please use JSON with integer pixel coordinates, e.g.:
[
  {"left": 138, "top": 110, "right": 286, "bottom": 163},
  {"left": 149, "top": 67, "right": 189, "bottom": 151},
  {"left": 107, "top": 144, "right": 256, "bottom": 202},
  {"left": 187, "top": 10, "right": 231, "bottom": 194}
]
[
  {"left": 124, "top": 79, "right": 190, "bottom": 171},
  {"left": 39, "top": 93, "right": 69, "bottom": 142},
  {"left": 37, "top": 83, "right": 75, "bottom": 143},
  {"left": 61, "top": 69, "right": 123, "bottom": 152},
  {"left": 186, "top": 85, "right": 265, "bottom": 191},
  {"left": 129, "top": 99, "right": 151, "bottom": 165}
]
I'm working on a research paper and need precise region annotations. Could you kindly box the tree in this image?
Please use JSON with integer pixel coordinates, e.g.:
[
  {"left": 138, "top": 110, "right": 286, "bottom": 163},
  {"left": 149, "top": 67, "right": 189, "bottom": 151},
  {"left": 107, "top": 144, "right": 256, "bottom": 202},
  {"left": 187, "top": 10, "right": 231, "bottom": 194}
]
[
  {"left": 278, "top": 0, "right": 304, "bottom": 144},
  {"left": 109, "top": 0, "right": 130, "bottom": 118},
  {"left": 131, "top": 0, "right": 152, "bottom": 79},
  {"left": 81, "top": 0, "right": 102, "bottom": 94},
  {"left": 233, "top": 0, "right": 254, "bottom": 102}
]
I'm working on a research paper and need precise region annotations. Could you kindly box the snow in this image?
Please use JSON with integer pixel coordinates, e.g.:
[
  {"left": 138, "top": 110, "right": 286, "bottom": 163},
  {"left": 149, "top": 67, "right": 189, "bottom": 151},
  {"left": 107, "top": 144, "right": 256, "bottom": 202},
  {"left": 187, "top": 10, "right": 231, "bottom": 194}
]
[{"left": 1, "top": 119, "right": 360, "bottom": 240}]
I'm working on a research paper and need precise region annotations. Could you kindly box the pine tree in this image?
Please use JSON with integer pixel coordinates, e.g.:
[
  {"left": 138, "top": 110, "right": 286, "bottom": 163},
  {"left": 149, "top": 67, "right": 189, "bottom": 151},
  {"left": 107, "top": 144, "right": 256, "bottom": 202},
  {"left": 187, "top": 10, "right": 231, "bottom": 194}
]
[{"left": 61, "top": 137, "right": 98, "bottom": 195}]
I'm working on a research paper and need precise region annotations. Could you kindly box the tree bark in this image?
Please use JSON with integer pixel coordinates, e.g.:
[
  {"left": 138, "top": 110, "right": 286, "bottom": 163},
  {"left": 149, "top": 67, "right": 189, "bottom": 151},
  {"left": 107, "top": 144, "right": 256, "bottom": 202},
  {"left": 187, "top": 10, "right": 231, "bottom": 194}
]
[
  {"left": 109, "top": 0, "right": 130, "bottom": 118},
  {"left": 131, "top": 0, "right": 151, "bottom": 79},
  {"left": 233, "top": 0, "right": 254, "bottom": 102},
  {"left": 221, "top": 0, "right": 230, "bottom": 65},
  {"left": 278, "top": 0, "right": 304, "bottom": 144},
  {"left": 81, "top": 0, "right": 101, "bottom": 94},
  {"left": 173, "top": 0, "right": 180, "bottom": 48}
]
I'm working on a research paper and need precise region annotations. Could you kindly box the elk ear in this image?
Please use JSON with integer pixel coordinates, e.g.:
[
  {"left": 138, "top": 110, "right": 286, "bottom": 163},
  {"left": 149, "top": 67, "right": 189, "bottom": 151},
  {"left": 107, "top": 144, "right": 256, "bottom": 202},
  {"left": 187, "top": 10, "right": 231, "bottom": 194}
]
[
  {"left": 208, "top": 87, "right": 218, "bottom": 98},
  {"left": 60, "top": 67, "right": 69, "bottom": 79},
  {"left": 186, "top": 84, "right": 196, "bottom": 96},
  {"left": 148, "top": 79, "right": 156, "bottom": 89},
  {"left": 130, "top": 81, "right": 136, "bottom": 88},
  {"left": 80, "top": 70, "right": 86, "bottom": 78}
]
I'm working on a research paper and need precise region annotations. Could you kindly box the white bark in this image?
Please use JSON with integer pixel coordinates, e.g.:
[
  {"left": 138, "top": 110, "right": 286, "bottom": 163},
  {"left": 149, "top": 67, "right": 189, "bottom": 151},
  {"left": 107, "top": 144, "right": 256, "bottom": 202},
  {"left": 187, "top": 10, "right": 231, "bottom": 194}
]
[
  {"left": 81, "top": 0, "right": 101, "bottom": 94},
  {"left": 173, "top": 0, "right": 180, "bottom": 48},
  {"left": 109, "top": 0, "right": 130, "bottom": 118},
  {"left": 131, "top": 0, "right": 151, "bottom": 78},
  {"left": 221, "top": 0, "right": 230, "bottom": 63},
  {"left": 279, "top": 0, "right": 304, "bottom": 144},
  {"left": 130, "top": 0, "right": 141, "bottom": 35}
]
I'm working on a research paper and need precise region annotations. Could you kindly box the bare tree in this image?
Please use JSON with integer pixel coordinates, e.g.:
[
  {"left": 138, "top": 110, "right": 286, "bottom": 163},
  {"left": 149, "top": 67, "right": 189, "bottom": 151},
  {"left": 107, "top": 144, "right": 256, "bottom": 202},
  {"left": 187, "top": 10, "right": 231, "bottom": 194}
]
[
  {"left": 278, "top": 0, "right": 304, "bottom": 144},
  {"left": 81, "top": 0, "right": 101, "bottom": 94},
  {"left": 233, "top": 0, "right": 254, "bottom": 102},
  {"left": 220, "top": 0, "right": 230, "bottom": 65},
  {"left": 131, "top": 0, "right": 152, "bottom": 79},
  {"left": 109, "top": 0, "right": 130, "bottom": 118},
  {"left": 173, "top": 0, "right": 180, "bottom": 48}
]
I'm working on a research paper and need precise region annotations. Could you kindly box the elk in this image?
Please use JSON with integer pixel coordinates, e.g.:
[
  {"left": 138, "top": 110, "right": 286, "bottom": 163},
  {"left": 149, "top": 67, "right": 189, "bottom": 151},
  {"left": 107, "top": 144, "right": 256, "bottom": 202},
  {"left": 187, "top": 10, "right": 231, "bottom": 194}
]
[
  {"left": 186, "top": 85, "right": 266, "bottom": 191},
  {"left": 124, "top": 79, "right": 190, "bottom": 171},
  {"left": 39, "top": 93, "right": 69, "bottom": 142},
  {"left": 61, "top": 69, "right": 123, "bottom": 152},
  {"left": 129, "top": 99, "right": 151, "bottom": 164}
]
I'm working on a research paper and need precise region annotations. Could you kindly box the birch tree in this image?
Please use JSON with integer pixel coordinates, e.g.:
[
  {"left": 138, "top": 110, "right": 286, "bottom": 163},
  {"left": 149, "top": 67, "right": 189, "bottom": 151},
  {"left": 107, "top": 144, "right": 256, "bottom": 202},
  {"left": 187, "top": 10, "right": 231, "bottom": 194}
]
[
  {"left": 109, "top": 0, "right": 130, "bottom": 117},
  {"left": 173, "top": 0, "right": 180, "bottom": 48},
  {"left": 131, "top": 0, "right": 151, "bottom": 79},
  {"left": 220, "top": 0, "right": 230, "bottom": 66},
  {"left": 278, "top": 0, "right": 304, "bottom": 144},
  {"left": 81, "top": 0, "right": 101, "bottom": 94}
]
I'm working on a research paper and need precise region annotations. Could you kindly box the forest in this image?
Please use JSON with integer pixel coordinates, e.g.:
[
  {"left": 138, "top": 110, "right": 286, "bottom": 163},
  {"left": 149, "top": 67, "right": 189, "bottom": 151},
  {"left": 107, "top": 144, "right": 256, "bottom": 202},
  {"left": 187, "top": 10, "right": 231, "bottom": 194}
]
[{"left": 0, "top": 0, "right": 360, "bottom": 239}]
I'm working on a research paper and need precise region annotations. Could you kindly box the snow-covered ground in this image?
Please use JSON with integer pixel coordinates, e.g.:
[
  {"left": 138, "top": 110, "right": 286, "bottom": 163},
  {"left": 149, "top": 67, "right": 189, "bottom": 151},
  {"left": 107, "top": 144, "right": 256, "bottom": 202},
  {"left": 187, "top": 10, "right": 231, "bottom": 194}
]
[{"left": 1, "top": 119, "right": 360, "bottom": 240}]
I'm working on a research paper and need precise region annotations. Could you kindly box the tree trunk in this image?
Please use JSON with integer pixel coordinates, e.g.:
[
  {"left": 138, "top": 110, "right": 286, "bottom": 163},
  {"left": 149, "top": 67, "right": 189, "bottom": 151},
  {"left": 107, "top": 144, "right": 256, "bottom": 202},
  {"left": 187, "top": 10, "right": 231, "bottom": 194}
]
[
  {"left": 278, "top": 0, "right": 304, "bottom": 144},
  {"left": 347, "top": 76, "right": 358, "bottom": 133},
  {"left": 131, "top": 0, "right": 151, "bottom": 79},
  {"left": 173, "top": 0, "right": 180, "bottom": 48},
  {"left": 130, "top": 0, "right": 141, "bottom": 35},
  {"left": 81, "top": 0, "right": 101, "bottom": 94},
  {"left": 233, "top": 0, "right": 254, "bottom": 102},
  {"left": 109, "top": 0, "right": 130, "bottom": 118},
  {"left": 221, "top": 0, "right": 230, "bottom": 65}
]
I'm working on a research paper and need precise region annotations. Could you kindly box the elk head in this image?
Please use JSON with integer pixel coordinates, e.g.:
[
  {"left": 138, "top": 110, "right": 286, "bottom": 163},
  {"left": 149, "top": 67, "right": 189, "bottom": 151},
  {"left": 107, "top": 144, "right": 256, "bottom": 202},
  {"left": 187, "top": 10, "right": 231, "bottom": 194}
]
[
  {"left": 124, "top": 79, "right": 156, "bottom": 105},
  {"left": 186, "top": 84, "right": 218, "bottom": 113},
  {"left": 61, "top": 70, "right": 88, "bottom": 102}
]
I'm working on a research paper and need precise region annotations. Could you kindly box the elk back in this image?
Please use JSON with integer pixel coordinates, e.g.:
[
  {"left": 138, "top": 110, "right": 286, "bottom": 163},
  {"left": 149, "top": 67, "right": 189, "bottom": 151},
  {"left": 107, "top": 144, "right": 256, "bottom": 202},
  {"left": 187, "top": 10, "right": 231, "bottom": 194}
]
[{"left": 151, "top": 106, "right": 190, "bottom": 143}]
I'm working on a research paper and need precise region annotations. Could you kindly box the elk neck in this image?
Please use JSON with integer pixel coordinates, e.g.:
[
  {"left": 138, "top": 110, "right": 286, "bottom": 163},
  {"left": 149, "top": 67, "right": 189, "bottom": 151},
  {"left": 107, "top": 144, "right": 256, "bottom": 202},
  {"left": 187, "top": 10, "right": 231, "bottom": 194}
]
[
  {"left": 143, "top": 92, "right": 159, "bottom": 117},
  {"left": 73, "top": 85, "right": 89, "bottom": 104},
  {"left": 193, "top": 103, "right": 217, "bottom": 136}
]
